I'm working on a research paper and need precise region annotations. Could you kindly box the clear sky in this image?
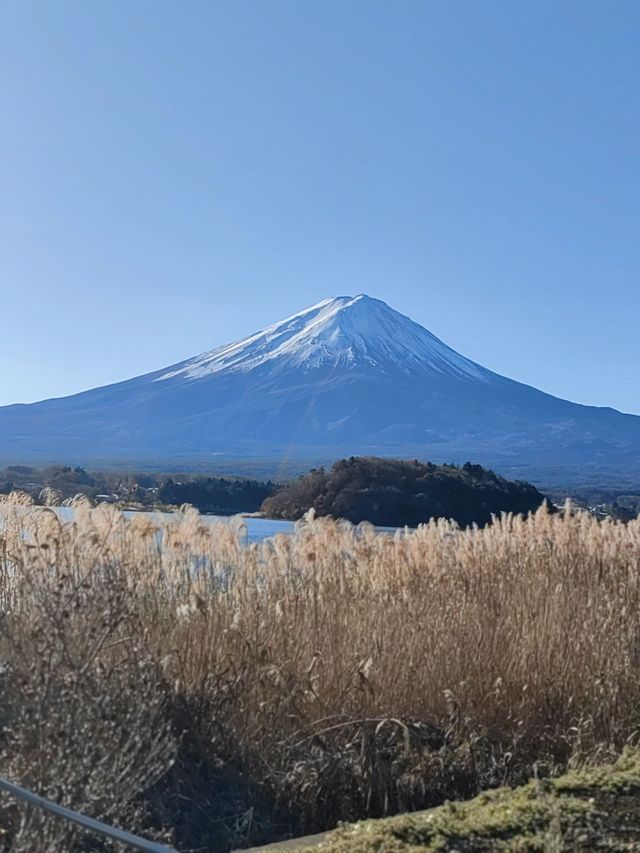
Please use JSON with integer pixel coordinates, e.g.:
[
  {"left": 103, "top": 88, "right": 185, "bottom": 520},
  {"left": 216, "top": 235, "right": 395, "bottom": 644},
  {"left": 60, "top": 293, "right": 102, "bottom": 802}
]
[{"left": 1, "top": 1, "right": 638, "bottom": 413}]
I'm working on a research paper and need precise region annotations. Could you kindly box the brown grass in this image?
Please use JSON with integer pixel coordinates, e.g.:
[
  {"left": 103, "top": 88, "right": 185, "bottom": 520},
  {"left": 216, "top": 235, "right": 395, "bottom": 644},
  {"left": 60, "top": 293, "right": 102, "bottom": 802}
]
[{"left": 0, "top": 494, "right": 639, "bottom": 849}]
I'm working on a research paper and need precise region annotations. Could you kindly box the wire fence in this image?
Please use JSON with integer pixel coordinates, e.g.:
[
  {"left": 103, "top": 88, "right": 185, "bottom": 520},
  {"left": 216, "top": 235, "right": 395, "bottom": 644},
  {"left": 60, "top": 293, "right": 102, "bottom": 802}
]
[{"left": 0, "top": 775, "right": 177, "bottom": 852}]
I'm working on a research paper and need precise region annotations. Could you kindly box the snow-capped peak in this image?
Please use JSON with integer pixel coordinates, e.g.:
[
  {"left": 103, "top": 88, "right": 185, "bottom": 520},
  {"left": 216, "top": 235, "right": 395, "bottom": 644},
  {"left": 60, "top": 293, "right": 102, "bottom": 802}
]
[{"left": 155, "top": 294, "right": 492, "bottom": 382}]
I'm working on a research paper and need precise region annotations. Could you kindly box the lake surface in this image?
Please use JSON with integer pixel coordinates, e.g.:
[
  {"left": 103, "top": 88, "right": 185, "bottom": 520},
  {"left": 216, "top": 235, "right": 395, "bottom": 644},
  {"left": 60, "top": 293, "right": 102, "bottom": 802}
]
[
  {"left": 53, "top": 507, "right": 297, "bottom": 544},
  {"left": 176, "top": 513, "right": 297, "bottom": 543},
  {"left": 52, "top": 507, "right": 399, "bottom": 543}
]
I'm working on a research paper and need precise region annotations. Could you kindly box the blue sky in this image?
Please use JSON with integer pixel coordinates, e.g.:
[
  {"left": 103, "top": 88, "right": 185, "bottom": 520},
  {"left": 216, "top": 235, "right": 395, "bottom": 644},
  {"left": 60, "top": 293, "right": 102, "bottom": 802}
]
[{"left": 1, "top": 1, "right": 638, "bottom": 412}]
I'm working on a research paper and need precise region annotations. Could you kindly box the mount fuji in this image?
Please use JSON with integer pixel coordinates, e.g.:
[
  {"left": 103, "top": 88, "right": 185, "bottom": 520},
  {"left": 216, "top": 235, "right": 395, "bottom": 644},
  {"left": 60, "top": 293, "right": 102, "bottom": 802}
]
[{"left": 1, "top": 294, "right": 639, "bottom": 472}]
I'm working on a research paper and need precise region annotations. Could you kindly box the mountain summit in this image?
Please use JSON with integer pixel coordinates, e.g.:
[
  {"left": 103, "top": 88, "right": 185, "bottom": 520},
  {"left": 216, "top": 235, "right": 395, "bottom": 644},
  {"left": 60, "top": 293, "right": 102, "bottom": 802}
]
[
  {"left": 0, "top": 294, "right": 639, "bottom": 472},
  {"left": 155, "top": 295, "right": 490, "bottom": 382}
]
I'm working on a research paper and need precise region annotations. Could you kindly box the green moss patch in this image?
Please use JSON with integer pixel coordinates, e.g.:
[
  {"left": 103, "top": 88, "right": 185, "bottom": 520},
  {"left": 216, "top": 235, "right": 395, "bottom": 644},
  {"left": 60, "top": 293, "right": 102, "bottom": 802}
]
[{"left": 286, "top": 749, "right": 640, "bottom": 852}]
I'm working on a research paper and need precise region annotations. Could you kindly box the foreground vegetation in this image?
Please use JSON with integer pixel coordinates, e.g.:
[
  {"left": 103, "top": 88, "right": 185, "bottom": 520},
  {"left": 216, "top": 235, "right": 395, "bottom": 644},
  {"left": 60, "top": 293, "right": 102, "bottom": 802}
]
[{"left": 0, "top": 495, "right": 640, "bottom": 850}]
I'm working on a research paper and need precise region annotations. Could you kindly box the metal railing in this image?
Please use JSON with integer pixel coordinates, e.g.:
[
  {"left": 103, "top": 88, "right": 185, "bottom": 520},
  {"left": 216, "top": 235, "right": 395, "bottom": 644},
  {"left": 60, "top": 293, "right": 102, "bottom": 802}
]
[{"left": 0, "top": 776, "right": 177, "bottom": 852}]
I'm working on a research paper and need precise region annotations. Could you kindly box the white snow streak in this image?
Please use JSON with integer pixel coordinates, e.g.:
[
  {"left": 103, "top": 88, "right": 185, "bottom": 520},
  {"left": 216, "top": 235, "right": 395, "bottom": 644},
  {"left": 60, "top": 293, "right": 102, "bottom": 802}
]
[{"left": 154, "top": 295, "right": 492, "bottom": 383}]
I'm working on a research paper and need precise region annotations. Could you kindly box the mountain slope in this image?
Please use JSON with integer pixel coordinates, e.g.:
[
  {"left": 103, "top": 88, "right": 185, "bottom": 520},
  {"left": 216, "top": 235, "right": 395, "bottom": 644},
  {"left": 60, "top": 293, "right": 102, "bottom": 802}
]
[{"left": 0, "top": 294, "right": 639, "bottom": 470}]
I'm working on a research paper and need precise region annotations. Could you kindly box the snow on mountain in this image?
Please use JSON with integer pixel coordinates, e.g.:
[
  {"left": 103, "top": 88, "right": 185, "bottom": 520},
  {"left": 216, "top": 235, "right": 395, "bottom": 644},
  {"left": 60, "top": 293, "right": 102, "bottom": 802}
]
[
  {"left": 0, "top": 294, "right": 638, "bottom": 474},
  {"left": 154, "top": 295, "right": 491, "bottom": 382}
]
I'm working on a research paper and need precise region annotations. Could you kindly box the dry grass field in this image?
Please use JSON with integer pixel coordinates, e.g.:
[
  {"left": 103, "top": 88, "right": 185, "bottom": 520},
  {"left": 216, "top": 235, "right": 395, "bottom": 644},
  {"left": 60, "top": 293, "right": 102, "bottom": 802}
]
[{"left": 0, "top": 492, "right": 639, "bottom": 850}]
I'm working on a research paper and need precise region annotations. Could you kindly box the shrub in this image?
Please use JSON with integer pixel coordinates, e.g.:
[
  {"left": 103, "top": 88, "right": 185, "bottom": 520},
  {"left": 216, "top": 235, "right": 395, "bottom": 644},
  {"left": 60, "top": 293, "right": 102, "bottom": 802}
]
[{"left": 262, "top": 456, "right": 546, "bottom": 526}]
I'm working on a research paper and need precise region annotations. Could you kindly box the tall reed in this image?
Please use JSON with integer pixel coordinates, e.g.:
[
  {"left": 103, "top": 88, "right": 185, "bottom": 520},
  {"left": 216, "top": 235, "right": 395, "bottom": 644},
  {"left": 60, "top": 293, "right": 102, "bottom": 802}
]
[{"left": 0, "top": 494, "right": 639, "bottom": 849}]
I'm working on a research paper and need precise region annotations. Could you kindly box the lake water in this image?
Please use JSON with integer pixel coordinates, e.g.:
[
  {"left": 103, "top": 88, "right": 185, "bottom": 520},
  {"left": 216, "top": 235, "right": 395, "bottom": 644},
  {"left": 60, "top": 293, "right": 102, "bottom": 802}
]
[
  {"left": 52, "top": 507, "right": 398, "bottom": 543},
  {"left": 53, "top": 507, "right": 297, "bottom": 544},
  {"left": 174, "top": 513, "right": 297, "bottom": 543}
]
